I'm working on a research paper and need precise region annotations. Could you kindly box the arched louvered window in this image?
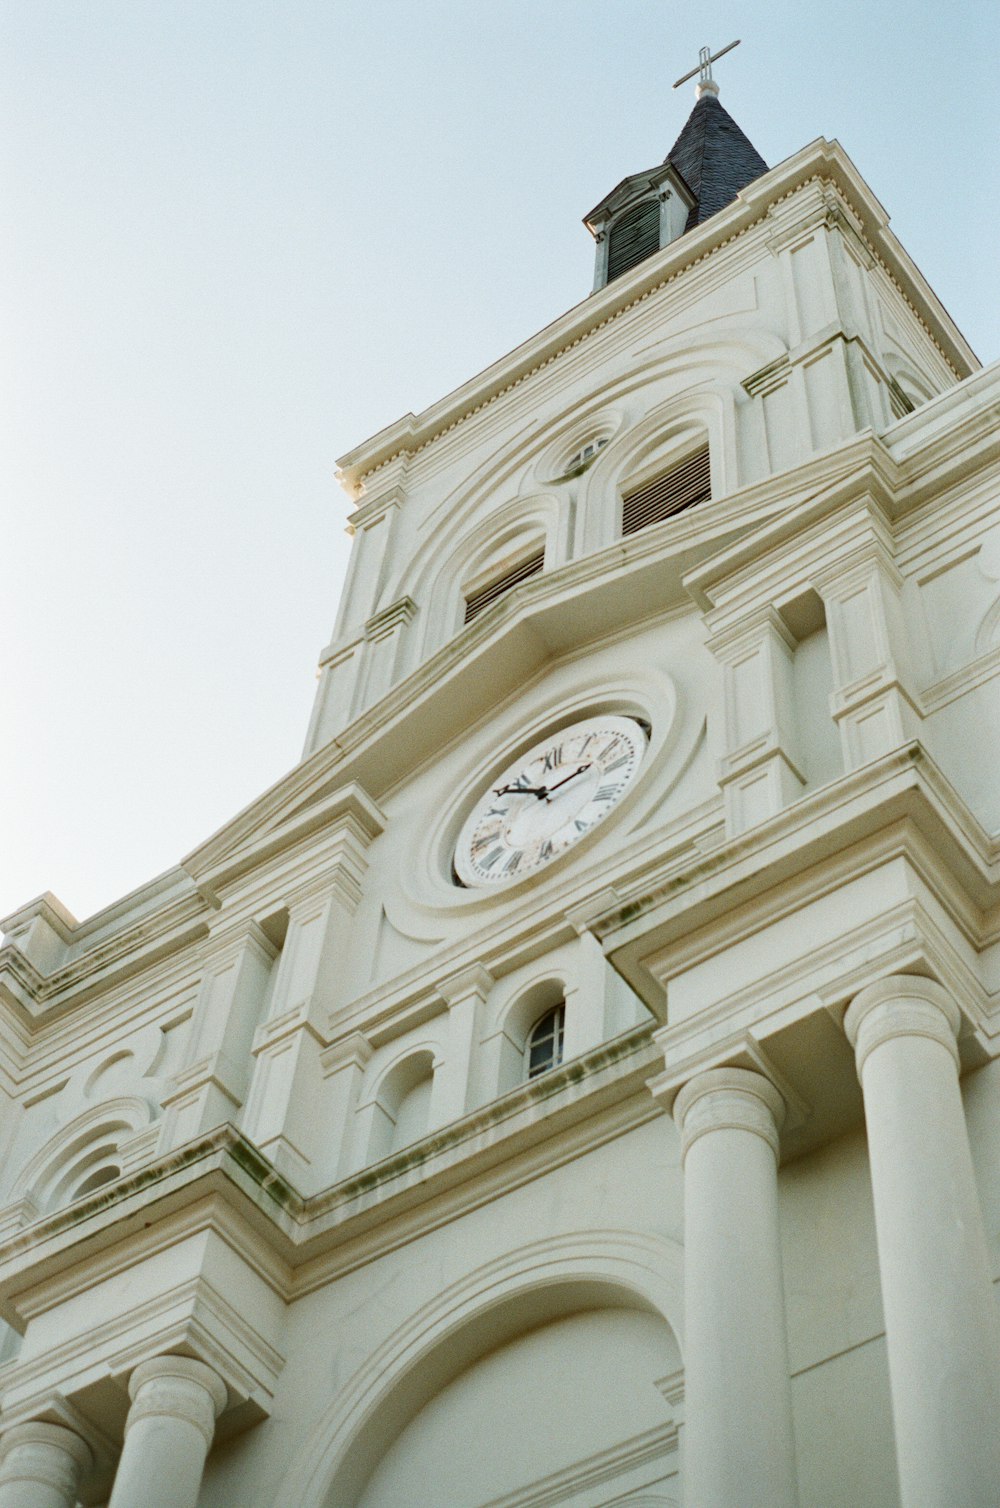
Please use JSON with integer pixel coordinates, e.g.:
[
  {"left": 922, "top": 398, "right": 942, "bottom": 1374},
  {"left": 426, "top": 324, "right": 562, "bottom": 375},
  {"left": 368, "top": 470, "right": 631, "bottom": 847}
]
[
  {"left": 606, "top": 199, "right": 661, "bottom": 283},
  {"left": 463, "top": 549, "right": 545, "bottom": 624},
  {"left": 621, "top": 445, "right": 711, "bottom": 535}
]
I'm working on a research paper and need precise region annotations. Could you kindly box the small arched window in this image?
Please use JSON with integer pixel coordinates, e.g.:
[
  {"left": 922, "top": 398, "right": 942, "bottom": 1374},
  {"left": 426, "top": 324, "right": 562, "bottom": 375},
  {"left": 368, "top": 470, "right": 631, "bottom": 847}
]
[{"left": 526, "top": 1003, "right": 566, "bottom": 1080}]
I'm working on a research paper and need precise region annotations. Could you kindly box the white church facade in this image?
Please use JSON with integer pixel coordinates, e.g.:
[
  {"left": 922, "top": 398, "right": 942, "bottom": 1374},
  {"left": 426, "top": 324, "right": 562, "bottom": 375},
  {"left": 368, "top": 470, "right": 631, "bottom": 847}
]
[{"left": 2, "top": 66, "right": 1000, "bottom": 1508}]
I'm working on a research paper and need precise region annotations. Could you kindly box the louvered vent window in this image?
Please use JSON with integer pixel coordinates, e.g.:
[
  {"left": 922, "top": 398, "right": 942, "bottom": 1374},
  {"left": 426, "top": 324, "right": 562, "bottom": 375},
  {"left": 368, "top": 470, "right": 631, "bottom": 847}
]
[
  {"left": 621, "top": 446, "right": 711, "bottom": 536},
  {"left": 606, "top": 199, "right": 661, "bottom": 283},
  {"left": 463, "top": 550, "right": 544, "bottom": 624}
]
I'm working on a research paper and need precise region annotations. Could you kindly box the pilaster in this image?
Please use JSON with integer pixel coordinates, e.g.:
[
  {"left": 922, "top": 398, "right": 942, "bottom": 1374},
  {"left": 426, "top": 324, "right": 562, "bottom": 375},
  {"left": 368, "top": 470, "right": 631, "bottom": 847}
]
[
  {"left": 708, "top": 607, "right": 804, "bottom": 835},
  {"left": 159, "top": 921, "right": 277, "bottom": 1155},
  {"left": 429, "top": 965, "right": 494, "bottom": 1127},
  {"left": 238, "top": 790, "right": 386, "bottom": 1187},
  {"left": 815, "top": 528, "right": 922, "bottom": 768},
  {"left": 316, "top": 1032, "right": 374, "bottom": 1185},
  {"left": 359, "top": 595, "right": 417, "bottom": 711}
]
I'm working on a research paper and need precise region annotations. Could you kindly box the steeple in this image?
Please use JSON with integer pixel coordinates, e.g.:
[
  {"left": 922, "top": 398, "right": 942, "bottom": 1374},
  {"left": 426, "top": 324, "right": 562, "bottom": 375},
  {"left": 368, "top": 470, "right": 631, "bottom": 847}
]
[
  {"left": 665, "top": 89, "right": 769, "bottom": 231},
  {"left": 584, "top": 66, "right": 768, "bottom": 291}
]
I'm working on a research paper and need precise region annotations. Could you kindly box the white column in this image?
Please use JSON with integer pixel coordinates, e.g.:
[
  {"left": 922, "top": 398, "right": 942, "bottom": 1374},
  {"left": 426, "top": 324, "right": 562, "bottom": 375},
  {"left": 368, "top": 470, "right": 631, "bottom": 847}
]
[
  {"left": 672, "top": 1067, "right": 799, "bottom": 1508},
  {"left": 108, "top": 1356, "right": 227, "bottom": 1508},
  {"left": 0, "top": 1422, "right": 91, "bottom": 1508},
  {"left": 845, "top": 976, "right": 1000, "bottom": 1506}
]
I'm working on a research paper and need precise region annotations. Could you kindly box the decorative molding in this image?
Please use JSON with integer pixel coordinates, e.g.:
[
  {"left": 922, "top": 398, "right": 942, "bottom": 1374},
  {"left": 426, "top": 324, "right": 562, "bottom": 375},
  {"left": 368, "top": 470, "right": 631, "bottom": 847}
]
[
  {"left": 479, "top": 1421, "right": 679, "bottom": 1507},
  {"left": 363, "top": 595, "right": 417, "bottom": 643},
  {"left": 336, "top": 142, "right": 973, "bottom": 492},
  {"left": 319, "top": 1032, "right": 373, "bottom": 1079},
  {"left": 182, "top": 780, "right": 387, "bottom": 905},
  {"left": 921, "top": 642, "right": 1000, "bottom": 713}
]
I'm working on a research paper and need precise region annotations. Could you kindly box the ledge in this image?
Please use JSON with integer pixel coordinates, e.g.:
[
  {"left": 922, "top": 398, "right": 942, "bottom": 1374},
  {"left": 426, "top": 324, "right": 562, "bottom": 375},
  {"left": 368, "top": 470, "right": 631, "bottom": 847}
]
[{"left": 0, "top": 1023, "right": 661, "bottom": 1322}]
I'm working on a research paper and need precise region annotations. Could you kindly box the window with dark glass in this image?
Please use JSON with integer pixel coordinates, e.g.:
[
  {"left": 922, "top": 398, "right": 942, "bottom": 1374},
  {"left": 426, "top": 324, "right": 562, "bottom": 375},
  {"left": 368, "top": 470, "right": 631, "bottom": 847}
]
[
  {"left": 526, "top": 1003, "right": 566, "bottom": 1079},
  {"left": 606, "top": 199, "right": 661, "bottom": 283}
]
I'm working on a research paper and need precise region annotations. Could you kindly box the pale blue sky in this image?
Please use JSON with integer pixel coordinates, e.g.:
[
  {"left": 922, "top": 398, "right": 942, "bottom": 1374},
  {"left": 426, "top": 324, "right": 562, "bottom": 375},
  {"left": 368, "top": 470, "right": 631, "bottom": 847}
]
[{"left": 3, "top": 1, "right": 998, "bottom": 923}]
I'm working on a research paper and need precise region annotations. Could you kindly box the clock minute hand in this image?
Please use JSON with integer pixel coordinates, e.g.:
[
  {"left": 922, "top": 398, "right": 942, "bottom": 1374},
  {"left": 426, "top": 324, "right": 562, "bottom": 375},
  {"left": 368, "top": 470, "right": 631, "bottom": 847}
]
[{"left": 542, "top": 763, "right": 590, "bottom": 798}]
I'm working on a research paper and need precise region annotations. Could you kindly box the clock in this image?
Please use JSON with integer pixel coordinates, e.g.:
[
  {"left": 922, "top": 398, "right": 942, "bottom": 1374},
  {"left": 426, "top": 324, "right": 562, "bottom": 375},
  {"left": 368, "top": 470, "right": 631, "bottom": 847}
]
[{"left": 454, "top": 714, "right": 648, "bottom": 888}]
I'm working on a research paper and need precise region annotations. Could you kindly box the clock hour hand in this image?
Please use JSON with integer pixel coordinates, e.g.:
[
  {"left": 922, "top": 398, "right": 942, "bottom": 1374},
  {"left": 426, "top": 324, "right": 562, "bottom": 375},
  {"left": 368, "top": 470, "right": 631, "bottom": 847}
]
[
  {"left": 493, "top": 781, "right": 548, "bottom": 800},
  {"left": 541, "top": 763, "right": 590, "bottom": 798}
]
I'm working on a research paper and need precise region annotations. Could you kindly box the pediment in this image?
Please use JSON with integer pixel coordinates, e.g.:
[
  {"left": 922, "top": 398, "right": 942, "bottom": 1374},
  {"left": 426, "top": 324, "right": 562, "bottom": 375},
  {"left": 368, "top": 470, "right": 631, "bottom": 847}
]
[{"left": 584, "top": 161, "right": 693, "bottom": 236}]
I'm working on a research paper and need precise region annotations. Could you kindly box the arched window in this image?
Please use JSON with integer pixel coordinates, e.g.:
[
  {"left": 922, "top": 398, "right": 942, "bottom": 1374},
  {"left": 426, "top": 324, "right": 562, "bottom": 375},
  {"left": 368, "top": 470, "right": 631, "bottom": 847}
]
[
  {"left": 621, "top": 442, "right": 711, "bottom": 535},
  {"left": 463, "top": 543, "right": 545, "bottom": 624},
  {"left": 526, "top": 1003, "right": 566, "bottom": 1080}
]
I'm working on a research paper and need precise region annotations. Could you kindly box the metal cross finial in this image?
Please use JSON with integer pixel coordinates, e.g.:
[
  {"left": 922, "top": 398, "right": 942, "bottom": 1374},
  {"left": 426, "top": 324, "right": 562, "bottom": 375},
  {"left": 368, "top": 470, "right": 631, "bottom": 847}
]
[{"left": 672, "top": 39, "right": 741, "bottom": 91}]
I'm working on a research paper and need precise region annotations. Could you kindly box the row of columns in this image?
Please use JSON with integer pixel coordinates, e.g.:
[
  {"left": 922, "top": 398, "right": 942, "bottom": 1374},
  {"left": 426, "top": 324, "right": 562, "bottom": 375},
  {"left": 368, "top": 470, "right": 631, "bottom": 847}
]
[
  {"left": 669, "top": 974, "right": 1000, "bottom": 1508},
  {"left": 0, "top": 1357, "right": 226, "bottom": 1508}
]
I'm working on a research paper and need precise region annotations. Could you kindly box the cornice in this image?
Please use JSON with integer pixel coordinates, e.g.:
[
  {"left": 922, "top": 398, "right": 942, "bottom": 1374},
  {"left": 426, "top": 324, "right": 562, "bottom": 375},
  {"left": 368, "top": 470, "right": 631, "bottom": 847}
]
[
  {"left": 181, "top": 780, "right": 387, "bottom": 905},
  {"left": 0, "top": 892, "right": 209, "bottom": 1029},
  {"left": 335, "top": 138, "right": 978, "bottom": 495},
  {"left": 592, "top": 743, "right": 1000, "bottom": 1004}
]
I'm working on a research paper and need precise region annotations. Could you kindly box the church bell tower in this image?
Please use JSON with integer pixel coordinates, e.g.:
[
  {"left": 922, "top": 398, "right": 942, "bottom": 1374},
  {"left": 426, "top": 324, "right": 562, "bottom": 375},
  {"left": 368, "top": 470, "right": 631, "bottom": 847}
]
[{"left": 1, "top": 45, "right": 998, "bottom": 1508}]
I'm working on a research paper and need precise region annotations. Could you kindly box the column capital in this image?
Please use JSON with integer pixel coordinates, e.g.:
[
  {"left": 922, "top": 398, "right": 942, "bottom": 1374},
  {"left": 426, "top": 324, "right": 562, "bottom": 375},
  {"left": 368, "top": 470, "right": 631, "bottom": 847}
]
[
  {"left": 0, "top": 1420, "right": 92, "bottom": 1493},
  {"left": 844, "top": 975, "right": 960, "bottom": 1077},
  {"left": 127, "top": 1356, "right": 227, "bottom": 1449},
  {"left": 673, "top": 1067, "right": 786, "bottom": 1165}
]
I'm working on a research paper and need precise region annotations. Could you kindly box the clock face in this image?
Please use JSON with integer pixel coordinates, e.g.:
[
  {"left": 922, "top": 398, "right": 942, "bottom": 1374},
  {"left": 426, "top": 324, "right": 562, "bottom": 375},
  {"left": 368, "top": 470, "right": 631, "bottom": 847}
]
[{"left": 455, "top": 715, "right": 647, "bottom": 888}]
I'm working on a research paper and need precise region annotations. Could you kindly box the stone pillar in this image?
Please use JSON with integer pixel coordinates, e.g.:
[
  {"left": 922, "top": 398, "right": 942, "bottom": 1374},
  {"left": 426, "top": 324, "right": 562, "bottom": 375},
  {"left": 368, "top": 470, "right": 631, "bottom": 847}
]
[
  {"left": 0, "top": 1423, "right": 91, "bottom": 1508},
  {"left": 108, "top": 1356, "right": 227, "bottom": 1508},
  {"left": 844, "top": 976, "right": 1000, "bottom": 1506},
  {"left": 672, "top": 1068, "right": 798, "bottom": 1508}
]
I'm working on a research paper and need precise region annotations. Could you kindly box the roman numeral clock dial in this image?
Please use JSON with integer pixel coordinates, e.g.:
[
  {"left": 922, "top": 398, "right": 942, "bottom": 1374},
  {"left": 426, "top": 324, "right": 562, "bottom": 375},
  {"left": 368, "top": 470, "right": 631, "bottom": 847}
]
[{"left": 454, "top": 715, "right": 648, "bottom": 888}]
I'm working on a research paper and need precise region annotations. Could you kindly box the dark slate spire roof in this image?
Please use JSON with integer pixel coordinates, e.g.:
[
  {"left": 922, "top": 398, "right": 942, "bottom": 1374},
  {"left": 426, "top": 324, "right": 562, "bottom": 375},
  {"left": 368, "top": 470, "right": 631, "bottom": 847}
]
[{"left": 665, "top": 92, "right": 768, "bottom": 231}]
